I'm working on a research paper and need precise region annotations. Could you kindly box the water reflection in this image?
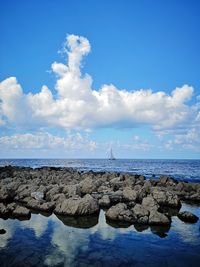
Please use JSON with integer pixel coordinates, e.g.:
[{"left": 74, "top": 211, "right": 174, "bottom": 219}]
[{"left": 0, "top": 203, "right": 200, "bottom": 267}]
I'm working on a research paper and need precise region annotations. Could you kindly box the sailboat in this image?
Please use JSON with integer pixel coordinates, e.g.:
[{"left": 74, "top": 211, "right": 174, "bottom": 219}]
[{"left": 108, "top": 147, "right": 116, "bottom": 160}]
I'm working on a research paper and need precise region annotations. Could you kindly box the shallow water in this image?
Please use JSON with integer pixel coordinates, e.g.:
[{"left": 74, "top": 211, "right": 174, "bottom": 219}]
[
  {"left": 0, "top": 203, "right": 200, "bottom": 267},
  {"left": 0, "top": 158, "right": 200, "bottom": 182}
]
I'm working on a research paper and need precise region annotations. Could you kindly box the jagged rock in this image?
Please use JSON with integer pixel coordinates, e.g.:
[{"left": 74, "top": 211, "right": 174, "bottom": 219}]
[
  {"left": 97, "top": 185, "right": 112, "bottom": 194},
  {"left": 110, "top": 177, "right": 123, "bottom": 191},
  {"left": 178, "top": 211, "right": 199, "bottom": 223},
  {"left": 109, "top": 190, "right": 123, "bottom": 204},
  {"left": 158, "top": 176, "right": 177, "bottom": 186},
  {"left": 45, "top": 185, "right": 61, "bottom": 201},
  {"left": 142, "top": 196, "right": 159, "bottom": 211},
  {"left": 13, "top": 206, "right": 31, "bottom": 218},
  {"left": 62, "top": 184, "right": 81, "bottom": 197},
  {"left": 106, "top": 203, "right": 136, "bottom": 223},
  {"left": 80, "top": 178, "right": 100, "bottom": 194},
  {"left": 0, "top": 187, "right": 14, "bottom": 202},
  {"left": 123, "top": 187, "right": 138, "bottom": 202},
  {"left": 152, "top": 188, "right": 181, "bottom": 208},
  {"left": 0, "top": 203, "right": 9, "bottom": 216},
  {"left": 99, "top": 195, "right": 110, "bottom": 207},
  {"left": 54, "top": 194, "right": 99, "bottom": 216},
  {"left": 7, "top": 202, "right": 17, "bottom": 212},
  {"left": 51, "top": 193, "right": 66, "bottom": 204},
  {"left": 132, "top": 204, "right": 149, "bottom": 224},
  {"left": 149, "top": 210, "right": 170, "bottom": 225},
  {"left": 26, "top": 199, "right": 55, "bottom": 212}
]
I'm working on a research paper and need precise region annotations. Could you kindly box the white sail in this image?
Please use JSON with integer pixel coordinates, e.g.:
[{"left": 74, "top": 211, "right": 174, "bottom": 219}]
[{"left": 108, "top": 148, "right": 116, "bottom": 160}]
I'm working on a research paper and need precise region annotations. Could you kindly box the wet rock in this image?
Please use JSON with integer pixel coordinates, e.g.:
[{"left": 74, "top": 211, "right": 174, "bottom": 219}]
[
  {"left": 0, "top": 187, "right": 14, "bottom": 202},
  {"left": 99, "top": 195, "right": 110, "bottom": 207},
  {"left": 178, "top": 211, "right": 199, "bottom": 223},
  {"left": 45, "top": 185, "right": 61, "bottom": 201},
  {"left": 132, "top": 204, "right": 149, "bottom": 224},
  {"left": 149, "top": 210, "right": 170, "bottom": 225},
  {"left": 0, "top": 203, "right": 9, "bottom": 216},
  {"left": 26, "top": 198, "right": 55, "bottom": 212},
  {"left": 62, "top": 184, "right": 81, "bottom": 197},
  {"left": 109, "top": 190, "right": 123, "bottom": 204},
  {"left": 142, "top": 196, "right": 159, "bottom": 212},
  {"left": 7, "top": 202, "right": 17, "bottom": 213},
  {"left": 13, "top": 206, "right": 31, "bottom": 218},
  {"left": 106, "top": 203, "right": 136, "bottom": 223},
  {"left": 151, "top": 188, "right": 181, "bottom": 208},
  {"left": 80, "top": 178, "right": 100, "bottom": 194},
  {"left": 54, "top": 194, "right": 99, "bottom": 216},
  {"left": 158, "top": 176, "right": 177, "bottom": 186},
  {"left": 110, "top": 177, "right": 123, "bottom": 191},
  {"left": 123, "top": 187, "right": 138, "bottom": 202}
]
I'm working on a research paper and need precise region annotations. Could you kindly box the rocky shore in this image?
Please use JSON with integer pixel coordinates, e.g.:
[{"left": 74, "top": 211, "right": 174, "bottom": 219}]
[{"left": 0, "top": 166, "right": 199, "bottom": 227}]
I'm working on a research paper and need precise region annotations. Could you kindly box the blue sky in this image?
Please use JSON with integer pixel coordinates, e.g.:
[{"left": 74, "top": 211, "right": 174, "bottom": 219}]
[{"left": 0, "top": 0, "right": 200, "bottom": 159}]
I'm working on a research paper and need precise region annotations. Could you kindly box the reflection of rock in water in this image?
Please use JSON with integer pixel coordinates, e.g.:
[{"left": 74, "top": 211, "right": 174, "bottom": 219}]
[
  {"left": 134, "top": 224, "right": 149, "bottom": 232},
  {"left": 56, "top": 214, "right": 98, "bottom": 228},
  {"left": 0, "top": 229, "right": 6, "bottom": 234},
  {"left": 159, "top": 206, "right": 180, "bottom": 217},
  {"left": 106, "top": 219, "right": 132, "bottom": 228},
  {"left": 150, "top": 225, "right": 170, "bottom": 238}
]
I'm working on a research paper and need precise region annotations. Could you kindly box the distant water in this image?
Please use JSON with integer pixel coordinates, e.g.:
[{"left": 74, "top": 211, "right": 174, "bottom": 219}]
[{"left": 0, "top": 158, "right": 200, "bottom": 182}]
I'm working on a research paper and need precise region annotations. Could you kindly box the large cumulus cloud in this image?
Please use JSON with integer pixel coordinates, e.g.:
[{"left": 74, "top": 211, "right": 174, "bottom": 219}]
[{"left": 0, "top": 34, "right": 198, "bottom": 132}]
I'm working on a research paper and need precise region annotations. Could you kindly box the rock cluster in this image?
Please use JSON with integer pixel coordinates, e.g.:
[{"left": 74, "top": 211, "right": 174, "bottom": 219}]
[{"left": 0, "top": 166, "right": 199, "bottom": 227}]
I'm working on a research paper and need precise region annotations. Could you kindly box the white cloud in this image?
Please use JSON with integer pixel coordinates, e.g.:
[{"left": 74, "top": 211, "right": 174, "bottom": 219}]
[
  {"left": 0, "top": 132, "right": 97, "bottom": 151},
  {"left": 0, "top": 34, "right": 199, "bottom": 133}
]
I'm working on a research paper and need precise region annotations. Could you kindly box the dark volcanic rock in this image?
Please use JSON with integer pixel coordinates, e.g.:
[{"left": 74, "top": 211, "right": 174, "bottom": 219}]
[
  {"left": 149, "top": 210, "right": 171, "bottom": 226},
  {"left": 12, "top": 205, "right": 31, "bottom": 218},
  {"left": 0, "top": 165, "right": 200, "bottom": 228},
  {"left": 106, "top": 203, "right": 136, "bottom": 223},
  {"left": 178, "top": 211, "right": 199, "bottom": 223},
  {"left": 54, "top": 194, "right": 99, "bottom": 216}
]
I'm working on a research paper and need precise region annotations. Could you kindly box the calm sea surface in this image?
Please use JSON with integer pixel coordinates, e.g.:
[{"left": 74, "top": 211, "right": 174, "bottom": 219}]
[
  {"left": 0, "top": 159, "right": 200, "bottom": 266},
  {"left": 0, "top": 158, "right": 200, "bottom": 182}
]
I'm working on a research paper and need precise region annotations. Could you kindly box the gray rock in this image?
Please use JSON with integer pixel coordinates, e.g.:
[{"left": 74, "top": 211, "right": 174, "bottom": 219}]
[
  {"left": 99, "top": 195, "right": 110, "bottom": 207},
  {"left": 106, "top": 203, "right": 136, "bottom": 223},
  {"left": 132, "top": 204, "right": 149, "bottom": 224},
  {"left": 142, "top": 196, "right": 159, "bottom": 211},
  {"left": 54, "top": 194, "right": 99, "bottom": 216},
  {"left": 149, "top": 210, "right": 170, "bottom": 225},
  {"left": 109, "top": 190, "right": 123, "bottom": 204},
  {"left": 80, "top": 178, "right": 100, "bottom": 194},
  {"left": 0, "top": 187, "right": 14, "bottom": 202},
  {"left": 26, "top": 199, "right": 55, "bottom": 212},
  {"left": 152, "top": 189, "right": 181, "bottom": 208},
  {"left": 13, "top": 206, "right": 31, "bottom": 217},
  {"left": 123, "top": 187, "right": 138, "bottom": 202},
  {"left": 0, "top": 203, "right": 9, "bottom": 216},
  {"left": 178, "top": 211, "right": 199, "bottom": 223},
  {"left": 45, "top": 185, "right": 61, "bottom": 201},
  {"left": 62, "top": 184, "right": 81, "bottom": 197}
]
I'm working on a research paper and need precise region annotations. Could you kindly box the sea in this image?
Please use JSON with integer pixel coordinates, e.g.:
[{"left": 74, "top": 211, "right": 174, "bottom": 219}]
[{"left": 0, "top": 159, "right": 200, "bottom": 267}]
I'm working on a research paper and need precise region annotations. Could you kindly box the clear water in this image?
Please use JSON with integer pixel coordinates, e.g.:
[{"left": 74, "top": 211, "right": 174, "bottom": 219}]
[
  {"left": 0, "top": 159, "right": 200, "bottom": 266},
  {"left": 0, "top": 158, "right": 200, "bottom": 182},
  {"left": 0, "top": 203, "right": 200, "bottom": 267}
]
